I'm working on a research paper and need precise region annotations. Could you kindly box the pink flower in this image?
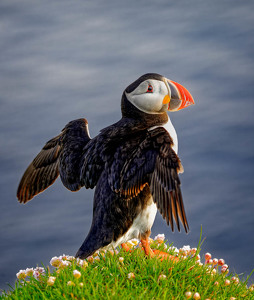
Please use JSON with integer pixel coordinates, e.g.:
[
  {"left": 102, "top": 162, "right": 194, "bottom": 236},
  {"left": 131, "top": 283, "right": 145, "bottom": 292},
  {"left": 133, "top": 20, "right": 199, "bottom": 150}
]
[
  {"left": 193, "top": 292, "right": 201, "bottom": 299},
  {"left": 221, "top": 264, "right": 229, "bottom": 274},
  {"left": 185, "top": 291, "right": 192, "bottom": 298},
  {"left": 127, "top": 272, "right": 135, "bottom": 280},
  {"left": 205, "top": 253, "right": 212, "bottom": 261},
  {"left": 33, "top": 267, "right": 45, "bottom": 280},
  {"left": 225, "top": 279, "right": 230, "bottom": 286},
  {"left": 231, "top": 276, "right": 239, "bottom": 284},
  {"left": 218, "top": 258, "right": 225, "bottom": 266}
]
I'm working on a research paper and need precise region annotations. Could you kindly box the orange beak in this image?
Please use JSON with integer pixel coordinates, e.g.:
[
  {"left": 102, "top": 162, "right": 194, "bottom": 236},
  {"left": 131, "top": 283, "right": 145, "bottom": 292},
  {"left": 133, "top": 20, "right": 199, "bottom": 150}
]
[{"left": 166, "top": 79, "right": 195, "bottom": 111}]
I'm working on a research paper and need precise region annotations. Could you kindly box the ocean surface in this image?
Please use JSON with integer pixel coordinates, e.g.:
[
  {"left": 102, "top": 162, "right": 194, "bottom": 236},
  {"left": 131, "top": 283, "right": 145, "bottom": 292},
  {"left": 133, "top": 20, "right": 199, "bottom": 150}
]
[{"left": 0, "top": 0, "right": 254, "bottom": 290}]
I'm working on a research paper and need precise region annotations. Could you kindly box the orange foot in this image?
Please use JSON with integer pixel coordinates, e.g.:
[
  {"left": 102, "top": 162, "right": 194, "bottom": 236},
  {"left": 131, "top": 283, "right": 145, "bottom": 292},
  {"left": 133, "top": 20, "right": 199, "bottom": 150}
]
[
  {"left": 141, "top": 238, "right": 179, "bottom": 262},
  {"left": 152, "top": 249, "right": 179, "bottom": 262},
  {"left": 121, "top": 243, "right": 132, "bottom": 252}
]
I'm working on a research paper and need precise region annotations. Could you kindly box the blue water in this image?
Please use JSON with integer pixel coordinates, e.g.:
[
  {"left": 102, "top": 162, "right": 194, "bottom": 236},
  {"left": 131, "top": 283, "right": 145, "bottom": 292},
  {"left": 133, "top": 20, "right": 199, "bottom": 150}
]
[{"left": 1, "top": 0, "right": 254, "bottom": 290}]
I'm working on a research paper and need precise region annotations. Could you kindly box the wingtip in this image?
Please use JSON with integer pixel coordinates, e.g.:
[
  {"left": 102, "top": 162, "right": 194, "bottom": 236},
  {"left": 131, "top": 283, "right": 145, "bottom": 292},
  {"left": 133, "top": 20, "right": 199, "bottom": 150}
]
[{"left": 17, "top": 185, "right": 33, "bottom": 204}]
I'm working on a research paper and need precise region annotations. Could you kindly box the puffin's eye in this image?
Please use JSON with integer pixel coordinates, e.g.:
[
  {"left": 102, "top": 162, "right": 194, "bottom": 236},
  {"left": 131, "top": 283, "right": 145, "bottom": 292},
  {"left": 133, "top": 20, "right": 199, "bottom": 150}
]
[{"left": 146, "top": 84, "right": 153, "bottom": 93}]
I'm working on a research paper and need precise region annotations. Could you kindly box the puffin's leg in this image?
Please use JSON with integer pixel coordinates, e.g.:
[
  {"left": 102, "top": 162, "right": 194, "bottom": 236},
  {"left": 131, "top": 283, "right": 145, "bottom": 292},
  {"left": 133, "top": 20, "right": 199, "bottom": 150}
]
[
  {"left": 140, "top": 230, "right": 155, "bottom": 257},
  {"left": 140, "top": 237, "right": 155, "bottom": 257}
]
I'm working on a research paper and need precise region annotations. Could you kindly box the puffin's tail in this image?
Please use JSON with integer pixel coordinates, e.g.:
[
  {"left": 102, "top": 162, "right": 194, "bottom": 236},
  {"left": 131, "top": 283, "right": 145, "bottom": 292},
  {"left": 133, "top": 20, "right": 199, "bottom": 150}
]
[
  {"left": 75, "top": 246, "right": 94, "bottom": 260},
  {"left": 75, "top": 236, "right": 101, "bottom": 259},
  {"left": 75, "top": 226, "right": 113, "bottom": 259}
]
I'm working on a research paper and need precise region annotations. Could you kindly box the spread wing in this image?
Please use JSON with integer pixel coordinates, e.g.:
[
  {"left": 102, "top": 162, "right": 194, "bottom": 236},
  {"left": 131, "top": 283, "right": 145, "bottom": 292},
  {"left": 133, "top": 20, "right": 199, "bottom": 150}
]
[
  {"left": 17, "top": 118, "right": 91, "bottom": 203},
  {"left": 118, "top": 127, "right": 189, "bottom": 233}
]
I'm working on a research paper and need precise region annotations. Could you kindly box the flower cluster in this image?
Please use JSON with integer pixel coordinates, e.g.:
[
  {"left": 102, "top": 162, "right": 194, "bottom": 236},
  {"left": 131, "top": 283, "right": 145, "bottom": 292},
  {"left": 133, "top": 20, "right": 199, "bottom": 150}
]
[
  {"left": 14, "top": 233, "right": 254, "bottom": 298},
  {"left": 16, "top": 267, "right": 45, "bottom": 281},
  {"left": 204, "top": 252, "right": 229, "bottom": 275}
]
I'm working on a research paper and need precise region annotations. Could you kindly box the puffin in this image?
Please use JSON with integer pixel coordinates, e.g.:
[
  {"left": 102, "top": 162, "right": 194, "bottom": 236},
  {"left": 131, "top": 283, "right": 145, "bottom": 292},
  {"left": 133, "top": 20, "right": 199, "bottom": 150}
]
[{"left": 17, "top": 73, "right": 194, "bottom": 259}]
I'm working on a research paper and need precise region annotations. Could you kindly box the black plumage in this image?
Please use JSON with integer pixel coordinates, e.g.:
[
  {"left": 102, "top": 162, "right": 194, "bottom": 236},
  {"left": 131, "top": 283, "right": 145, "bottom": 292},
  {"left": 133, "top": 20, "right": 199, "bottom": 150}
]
[{"left": 17, "top": 73, "right": 191, "bottom": 259}]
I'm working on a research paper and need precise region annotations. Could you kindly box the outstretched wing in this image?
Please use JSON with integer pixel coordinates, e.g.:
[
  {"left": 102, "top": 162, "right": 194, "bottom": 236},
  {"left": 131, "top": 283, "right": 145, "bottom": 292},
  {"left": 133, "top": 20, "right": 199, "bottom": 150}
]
[
  {"left": 118, "top": 127, "right": 189, "bottom": 233},
  {"left": 17, "top": 118, "right": 91, "bottom": 203},
  {"left": 17, "top": 135, "right": 61, "bottom": 203}
]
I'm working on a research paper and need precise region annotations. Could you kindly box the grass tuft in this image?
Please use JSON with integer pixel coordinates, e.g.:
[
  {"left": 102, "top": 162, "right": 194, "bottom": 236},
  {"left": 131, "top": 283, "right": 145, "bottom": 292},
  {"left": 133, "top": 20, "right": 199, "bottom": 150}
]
[{"left": 1, "top": 235, "right": 254, "bottom": 299}]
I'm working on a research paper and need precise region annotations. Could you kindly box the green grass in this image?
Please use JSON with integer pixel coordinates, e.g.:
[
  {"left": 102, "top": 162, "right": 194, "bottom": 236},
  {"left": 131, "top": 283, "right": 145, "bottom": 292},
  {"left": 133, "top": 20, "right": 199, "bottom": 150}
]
[{"left": 1, "top": 238, "right": 254, "bottom": 300}]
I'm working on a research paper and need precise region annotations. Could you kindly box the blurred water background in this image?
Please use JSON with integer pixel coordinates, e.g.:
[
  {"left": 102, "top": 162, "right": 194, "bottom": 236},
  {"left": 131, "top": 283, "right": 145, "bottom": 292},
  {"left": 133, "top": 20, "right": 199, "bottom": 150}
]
[{"left": 0, "top": 0, "right": 254, "bottom": 290}]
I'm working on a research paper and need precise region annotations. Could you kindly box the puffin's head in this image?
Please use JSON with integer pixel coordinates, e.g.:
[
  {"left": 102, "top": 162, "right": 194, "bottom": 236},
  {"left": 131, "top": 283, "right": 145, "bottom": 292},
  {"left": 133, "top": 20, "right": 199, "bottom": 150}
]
[{"left": 123, "top": 73, "right": 194, "bottom": 114}]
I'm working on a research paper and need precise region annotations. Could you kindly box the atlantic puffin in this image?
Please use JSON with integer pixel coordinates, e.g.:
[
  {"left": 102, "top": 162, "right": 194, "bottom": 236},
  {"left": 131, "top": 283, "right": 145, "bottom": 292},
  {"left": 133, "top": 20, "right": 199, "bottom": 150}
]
[{"left": 17, "top": 73, "right": 194, "bottom": 259}]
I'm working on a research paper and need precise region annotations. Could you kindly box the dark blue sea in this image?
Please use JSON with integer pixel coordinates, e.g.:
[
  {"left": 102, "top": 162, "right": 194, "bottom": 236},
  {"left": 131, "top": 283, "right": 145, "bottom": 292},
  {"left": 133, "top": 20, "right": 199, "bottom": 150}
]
[{"left": 1, "top": 0, "right": 254, "bottom": 290}]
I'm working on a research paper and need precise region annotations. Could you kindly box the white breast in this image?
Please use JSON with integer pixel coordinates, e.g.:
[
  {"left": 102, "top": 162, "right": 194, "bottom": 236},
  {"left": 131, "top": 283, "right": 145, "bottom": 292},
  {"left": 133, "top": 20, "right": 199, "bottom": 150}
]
[
  {"left": 149, "top": 118, "right": 178, "bottom": 153},
  {"left": 109, "top": 198, "right": 157, "bottom": 249}
]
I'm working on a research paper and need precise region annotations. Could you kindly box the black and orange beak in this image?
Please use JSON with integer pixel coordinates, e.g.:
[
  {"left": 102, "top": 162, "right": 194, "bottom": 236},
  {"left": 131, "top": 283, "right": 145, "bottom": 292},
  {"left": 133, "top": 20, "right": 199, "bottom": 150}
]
[{"left": 165, "top": 79, "right": 195, "bottom": 111}]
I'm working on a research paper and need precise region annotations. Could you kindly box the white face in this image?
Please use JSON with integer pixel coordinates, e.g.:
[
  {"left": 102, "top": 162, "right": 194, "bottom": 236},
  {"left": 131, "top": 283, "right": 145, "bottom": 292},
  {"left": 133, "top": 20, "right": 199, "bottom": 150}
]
[{"left": 125, "top": 79, "right": 169, "bottom": 114}]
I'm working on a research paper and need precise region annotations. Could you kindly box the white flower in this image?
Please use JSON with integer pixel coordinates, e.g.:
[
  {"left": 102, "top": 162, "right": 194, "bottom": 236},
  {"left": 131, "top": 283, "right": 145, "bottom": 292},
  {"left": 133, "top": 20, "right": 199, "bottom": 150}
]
[
  {"left": 35, "top": 267, "right": 45, "bottom": 274},
  {"left": 61, "top": 260, "right": 71, "bottom": 267},
  {"left": 76, "top": 258, "right": 84, "bottom": 267},
  {"left": 73, "top": 270, "right": 81, "bottom": 279},
  {"left": 193, "top": 292, "right": 201, "bottom": 299},
  {"left": 158, "top": 274, "right": 167, "bottom": 280},
  {"left": 119, "top": 257, "right": 124, "bottom": 263},
  {"left": 148, "top": 237, "right": 154, "bottom": 243},
  {"left": 25, "top": 268, "right": 34, "bottom": 277},
  {"left": 168, "top": 246, "right": 179, "bottom": 254},
  {"left": 33, "top": 267, "right": 45, "bottom": 280},
  {"left": 94, "top": 256, "right": 100, "bottom": 262},
  {"left": 87, "top": 256, "right": 94, "bottom": 263},
  {"left": 47, "top": 276, "right": 56, "bottom": 286},
  {"left": 154, "top": 234, "right": 165, "bottom": 243},
  {"left": 76, "top": 258, "right": 88, "bottom": 268},
  {"left": 66, "top": 255, "right": 75, "bottom": 261},
  {"left": 60, "top": 254, "right": 68, "bottom": 260},
  {"left": 185, "top": 291, "right": 192, "bottom": 299},
  {"left": 16, "top": 270, "right": 26, "bottom": 280},
  {"left": 82, "top": 261, "right": 88, "bottom": 268},
  {"left": 182, "top": 245, "right": 191, "bottom": 251},
  {"left": 50, "top": 256, "right": 62, "bottom": 267},
  {"left": 67, "top": 280, "right": 75, "bottom": 286},
  {"left": 130, "top": 238, "right": 139, "bottom": 246}
]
